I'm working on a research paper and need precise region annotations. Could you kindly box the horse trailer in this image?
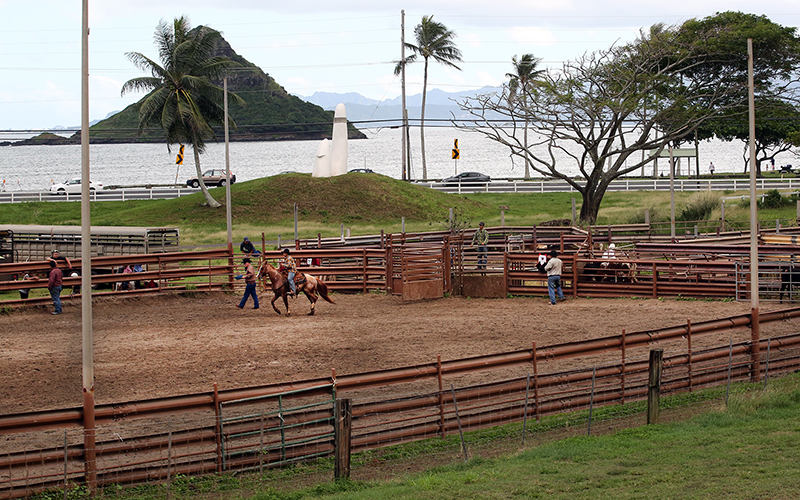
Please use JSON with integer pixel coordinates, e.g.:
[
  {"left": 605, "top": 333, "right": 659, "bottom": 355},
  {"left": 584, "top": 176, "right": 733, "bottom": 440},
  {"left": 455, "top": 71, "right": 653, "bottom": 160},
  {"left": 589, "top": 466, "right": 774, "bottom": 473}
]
[{"left": 0, "top": 224, "right": 179, "bottom": 263}]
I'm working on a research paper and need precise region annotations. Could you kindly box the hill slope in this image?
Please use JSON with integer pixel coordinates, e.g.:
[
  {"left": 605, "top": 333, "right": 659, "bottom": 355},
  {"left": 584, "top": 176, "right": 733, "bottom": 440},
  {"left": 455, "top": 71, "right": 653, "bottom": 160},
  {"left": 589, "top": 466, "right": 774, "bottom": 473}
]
[
  {"left": 0, "top": 175, "right": 487, "bottom": 231},
  {"left": 147, "top": 173, "right": 486, "bottom": 227},
  {"left": 70, "top": 28, "right": 364, "bottom": 144}
]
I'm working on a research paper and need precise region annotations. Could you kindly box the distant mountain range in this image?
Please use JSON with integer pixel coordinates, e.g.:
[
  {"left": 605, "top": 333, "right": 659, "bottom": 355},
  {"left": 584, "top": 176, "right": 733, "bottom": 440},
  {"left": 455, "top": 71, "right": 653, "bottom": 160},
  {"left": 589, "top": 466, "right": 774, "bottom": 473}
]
[{"left": 297, "top": 86, "right": 503, "bottom": 127}]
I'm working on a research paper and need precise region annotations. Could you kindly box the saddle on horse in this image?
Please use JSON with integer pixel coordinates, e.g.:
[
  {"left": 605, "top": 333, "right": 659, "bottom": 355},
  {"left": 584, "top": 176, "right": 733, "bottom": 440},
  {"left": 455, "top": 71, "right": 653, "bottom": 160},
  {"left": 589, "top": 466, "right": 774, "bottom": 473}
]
[{"left": 279, "top": 266, "right": 307, "bottom": 289}]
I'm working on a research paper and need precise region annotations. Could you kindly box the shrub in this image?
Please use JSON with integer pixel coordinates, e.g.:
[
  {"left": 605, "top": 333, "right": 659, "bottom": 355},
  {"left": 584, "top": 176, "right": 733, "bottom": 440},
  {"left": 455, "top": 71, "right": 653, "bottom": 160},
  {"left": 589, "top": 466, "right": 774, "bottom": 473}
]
[
  {"left": 627, "top": 207, "right": 664, "bottom": 224},
  {"left": 760, "top": 189, "right": 791, "bottom": 209},
  {"left": 678, "top": 191, "right": 719, "bottom": 222}
]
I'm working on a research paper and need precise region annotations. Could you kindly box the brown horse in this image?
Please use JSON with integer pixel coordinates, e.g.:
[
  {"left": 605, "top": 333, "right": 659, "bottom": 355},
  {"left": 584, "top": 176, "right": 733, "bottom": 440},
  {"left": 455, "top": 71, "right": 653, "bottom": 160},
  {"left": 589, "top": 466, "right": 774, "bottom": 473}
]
[{"left": 257, "top": 262, "right": 334, "bottom": 316}]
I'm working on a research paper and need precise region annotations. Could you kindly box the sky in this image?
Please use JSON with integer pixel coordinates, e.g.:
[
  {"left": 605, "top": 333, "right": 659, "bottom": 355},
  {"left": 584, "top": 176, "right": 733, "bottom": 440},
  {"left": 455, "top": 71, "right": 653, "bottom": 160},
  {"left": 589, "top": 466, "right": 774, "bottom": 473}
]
[{"left": 1, "top": 0, "right": 799, "bottom": 130}]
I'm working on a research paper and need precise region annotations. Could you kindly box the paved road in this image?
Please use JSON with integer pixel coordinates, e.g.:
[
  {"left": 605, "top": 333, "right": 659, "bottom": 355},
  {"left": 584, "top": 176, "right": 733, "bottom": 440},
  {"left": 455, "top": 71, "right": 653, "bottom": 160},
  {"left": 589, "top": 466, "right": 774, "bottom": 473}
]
[
  {"left": 0, "top": 187, "right": 200, "bottom": 203},
  {"left": 2, "top": 177, "right": 799, "bottom": 203}
]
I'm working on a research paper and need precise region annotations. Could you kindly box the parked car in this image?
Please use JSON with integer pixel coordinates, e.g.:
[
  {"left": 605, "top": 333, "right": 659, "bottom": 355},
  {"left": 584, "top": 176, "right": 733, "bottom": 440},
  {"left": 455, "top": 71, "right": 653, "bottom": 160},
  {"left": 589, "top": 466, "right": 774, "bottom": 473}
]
[
  {"left": 186, "top": 169, "right": 236, "bottom": 188},
  {"left": 348, "top": 168, "right": 375, "bottom": 173},
  {"left": 49, "top": 178, "right": 103, "bottom": 195},
  {"left": 441, "top": 172, "right": 491, "bottom": 185}
]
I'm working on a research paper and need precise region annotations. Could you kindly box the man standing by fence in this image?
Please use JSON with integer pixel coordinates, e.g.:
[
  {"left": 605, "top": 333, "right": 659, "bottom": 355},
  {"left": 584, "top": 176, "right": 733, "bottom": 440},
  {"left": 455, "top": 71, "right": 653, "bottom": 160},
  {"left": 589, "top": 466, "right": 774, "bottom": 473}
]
[
  {"left": 47, "top": 260, "right": 63, "bottom": 315},
  {"left": 545, "top": 249, "right": 565, "bottom": 306},
  {"left": 472, "top": 222, "right": 489, "bottom": 270},
  {"left": 236, "top": 258, "right": 259, "bottom": 310}
]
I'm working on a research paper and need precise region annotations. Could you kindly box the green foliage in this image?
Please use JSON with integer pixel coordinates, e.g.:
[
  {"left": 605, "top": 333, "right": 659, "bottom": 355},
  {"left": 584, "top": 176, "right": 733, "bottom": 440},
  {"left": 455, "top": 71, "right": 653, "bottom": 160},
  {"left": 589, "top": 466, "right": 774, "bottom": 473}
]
[
  {"left": 677, "top": 191, "right": 719, "bottom": 221},
  {"left": 760, "top": 189, "right": 795, "bottom": 209},
  {"left": 739, "top": 189, "right": 796, "bottom": 210},
  {"left": 626, "top": 206, "right": 665, "bottom": 224}
]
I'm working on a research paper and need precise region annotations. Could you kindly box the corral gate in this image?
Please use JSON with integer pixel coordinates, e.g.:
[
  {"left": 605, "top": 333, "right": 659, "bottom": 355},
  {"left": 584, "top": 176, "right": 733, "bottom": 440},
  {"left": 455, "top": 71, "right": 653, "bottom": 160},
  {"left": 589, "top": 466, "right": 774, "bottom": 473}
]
[
  {"left": 387, "top": 235, "right": 450, "bottom": 300},
  {"left": 736, "top": 261, "right": 798, "bottom": 302},
  {"left": 219, "top": 384, "right": 336, "bottom": 472}
]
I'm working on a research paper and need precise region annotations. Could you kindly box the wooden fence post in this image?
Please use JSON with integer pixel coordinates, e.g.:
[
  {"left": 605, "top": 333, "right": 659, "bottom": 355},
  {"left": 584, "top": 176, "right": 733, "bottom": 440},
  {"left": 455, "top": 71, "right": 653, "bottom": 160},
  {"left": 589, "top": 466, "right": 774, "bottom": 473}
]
[
  {"left": 334, "top": 398, "right": 352, "bottom": 479},
  {"left": 647, "top": 349, "right": 664, "bottom": 425}
]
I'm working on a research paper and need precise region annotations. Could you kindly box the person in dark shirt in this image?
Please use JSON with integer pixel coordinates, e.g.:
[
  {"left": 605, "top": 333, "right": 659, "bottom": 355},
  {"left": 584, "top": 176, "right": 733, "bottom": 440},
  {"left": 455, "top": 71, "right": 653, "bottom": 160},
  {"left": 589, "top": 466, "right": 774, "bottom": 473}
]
[
  {"left": 48, "top": 260, "right": 63, "bottom": 315},
  {"left": 47, "top": 250, "right": 72, "bottom": 270},
  {"left": 240, "top": 237, "right": 261, "bottom": 257}
]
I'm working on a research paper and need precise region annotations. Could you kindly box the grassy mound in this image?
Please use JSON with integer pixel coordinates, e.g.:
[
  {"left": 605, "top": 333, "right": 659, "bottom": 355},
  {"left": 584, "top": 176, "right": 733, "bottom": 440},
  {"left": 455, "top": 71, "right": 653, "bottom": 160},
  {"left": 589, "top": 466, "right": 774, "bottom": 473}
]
[{"left": 0, "top": 173, "right": 487, "bottom": 231}]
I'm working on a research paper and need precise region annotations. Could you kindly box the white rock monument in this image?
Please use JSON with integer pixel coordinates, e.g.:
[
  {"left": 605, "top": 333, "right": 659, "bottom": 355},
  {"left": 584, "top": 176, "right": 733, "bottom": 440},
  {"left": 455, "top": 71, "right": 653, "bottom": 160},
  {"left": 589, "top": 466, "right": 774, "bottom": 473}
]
[
  {"left": 312, "top": 103, "right": 348, "bottom": 177},
  {"left": 312, "top": 138, "right": 330, "bottom": 178}
]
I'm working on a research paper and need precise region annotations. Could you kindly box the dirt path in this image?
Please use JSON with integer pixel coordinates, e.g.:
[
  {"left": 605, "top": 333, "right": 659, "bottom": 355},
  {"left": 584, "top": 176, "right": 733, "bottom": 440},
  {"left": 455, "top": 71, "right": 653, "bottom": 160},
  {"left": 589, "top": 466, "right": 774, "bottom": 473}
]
[{"left": 1, "top": 291, "right": 792, "bottom": 415}]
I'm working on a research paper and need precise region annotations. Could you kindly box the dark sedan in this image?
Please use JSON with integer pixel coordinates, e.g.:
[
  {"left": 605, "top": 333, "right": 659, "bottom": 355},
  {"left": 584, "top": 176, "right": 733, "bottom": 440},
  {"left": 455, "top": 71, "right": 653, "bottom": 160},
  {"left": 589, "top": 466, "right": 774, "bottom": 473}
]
[{"left": 441, "top": 172, "right": 491, "bottom": 185}]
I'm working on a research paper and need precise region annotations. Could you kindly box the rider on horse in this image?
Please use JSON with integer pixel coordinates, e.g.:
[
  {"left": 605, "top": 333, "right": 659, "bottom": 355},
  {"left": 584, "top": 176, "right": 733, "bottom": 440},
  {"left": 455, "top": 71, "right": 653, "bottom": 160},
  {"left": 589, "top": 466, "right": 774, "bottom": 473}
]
[{"left": 282, "top": 248, "right": 297, "bottom": 297}]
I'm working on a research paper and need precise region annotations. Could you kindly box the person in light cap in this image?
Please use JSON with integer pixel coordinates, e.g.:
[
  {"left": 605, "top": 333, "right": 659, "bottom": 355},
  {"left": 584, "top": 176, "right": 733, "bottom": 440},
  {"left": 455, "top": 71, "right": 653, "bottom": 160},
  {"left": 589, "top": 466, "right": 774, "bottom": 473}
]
[
  {"left": 69, "top": 272, "right": 80, "bottom": 298},
  {"left": 601, "top": 243, "right": 617, "bottom": 268},
  {"left": 602, "top": 243, "right": 616, "bottom": 260}
]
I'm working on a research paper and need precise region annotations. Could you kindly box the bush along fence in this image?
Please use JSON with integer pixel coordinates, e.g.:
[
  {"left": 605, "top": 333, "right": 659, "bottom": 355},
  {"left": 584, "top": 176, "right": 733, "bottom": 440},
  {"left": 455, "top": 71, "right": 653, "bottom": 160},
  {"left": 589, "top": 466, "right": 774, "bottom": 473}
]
[{"left": 1, "top": 306, "right": 799, "bottom": 498}]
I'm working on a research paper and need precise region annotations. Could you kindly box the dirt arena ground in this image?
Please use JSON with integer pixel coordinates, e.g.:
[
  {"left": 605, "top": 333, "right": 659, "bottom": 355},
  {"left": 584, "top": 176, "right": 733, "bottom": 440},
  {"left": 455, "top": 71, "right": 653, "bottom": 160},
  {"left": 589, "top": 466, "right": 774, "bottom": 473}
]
[{"left": 1, "top": 291, "right": 796, "bottom": 415}]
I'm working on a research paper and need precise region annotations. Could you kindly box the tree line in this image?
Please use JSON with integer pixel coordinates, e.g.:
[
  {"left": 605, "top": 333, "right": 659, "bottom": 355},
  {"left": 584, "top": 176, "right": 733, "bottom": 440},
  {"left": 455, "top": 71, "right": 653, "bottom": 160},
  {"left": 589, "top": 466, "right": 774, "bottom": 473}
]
[{"left": 122, "top": 13, "right": 800, "bottom": 223}]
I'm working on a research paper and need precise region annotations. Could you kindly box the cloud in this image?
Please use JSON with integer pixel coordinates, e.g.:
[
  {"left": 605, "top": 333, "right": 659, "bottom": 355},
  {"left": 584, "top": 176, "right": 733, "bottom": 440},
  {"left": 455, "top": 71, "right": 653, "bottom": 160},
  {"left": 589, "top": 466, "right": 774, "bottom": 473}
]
[
  {"left": 462, "top": 33, "right": 482, "bottom": 49},
  {"left": 475, "top": 70, "right": 502, "bottom": 87},
  {"left": 508, "top": 26, "right": 558, "bottom": 46}
]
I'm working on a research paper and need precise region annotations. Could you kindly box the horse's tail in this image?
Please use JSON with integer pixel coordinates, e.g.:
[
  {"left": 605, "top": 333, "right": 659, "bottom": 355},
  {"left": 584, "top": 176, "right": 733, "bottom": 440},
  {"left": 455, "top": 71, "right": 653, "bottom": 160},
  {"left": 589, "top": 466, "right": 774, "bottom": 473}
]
[{"left": 317, "top": 280, "right": 335, "bottom": 304}]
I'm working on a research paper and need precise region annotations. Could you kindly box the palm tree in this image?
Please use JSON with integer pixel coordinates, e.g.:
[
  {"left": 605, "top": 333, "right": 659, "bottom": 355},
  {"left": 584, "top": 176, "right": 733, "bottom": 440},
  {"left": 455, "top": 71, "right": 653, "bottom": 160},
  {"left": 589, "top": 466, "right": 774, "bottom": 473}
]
[
  {"left": 506, "top": 54, "right": 544, "bottom": 179},
  {"left": 122, "top": 16, "right": 242, "bottom": 207},
  {"left": 394, "top": 15, "right": 462, "bottom": 180}
]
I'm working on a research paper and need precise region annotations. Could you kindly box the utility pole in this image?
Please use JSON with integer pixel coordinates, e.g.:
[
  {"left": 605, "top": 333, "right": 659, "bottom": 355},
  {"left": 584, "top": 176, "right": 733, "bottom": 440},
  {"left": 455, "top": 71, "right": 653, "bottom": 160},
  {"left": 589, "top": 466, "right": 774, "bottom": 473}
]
[
  {"left": 224, "top": 76, "right": 232, "bottom": 251},
  {"left": 400, "top": 10, "right": 409, "bottom": 181},
  {"left": 747, "top": 38, "right": 760, "bottom": 381},
  {"left": 80, "top": 0, "right": 96, "bottom": 493}
]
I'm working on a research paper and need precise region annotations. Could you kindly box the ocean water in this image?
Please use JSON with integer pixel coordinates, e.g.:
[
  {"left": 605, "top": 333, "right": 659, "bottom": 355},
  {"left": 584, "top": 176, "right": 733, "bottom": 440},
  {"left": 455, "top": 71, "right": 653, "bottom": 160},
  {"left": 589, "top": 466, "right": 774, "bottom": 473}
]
[{"left": 0, "top": 127, "right": 794, "bottom": 191}]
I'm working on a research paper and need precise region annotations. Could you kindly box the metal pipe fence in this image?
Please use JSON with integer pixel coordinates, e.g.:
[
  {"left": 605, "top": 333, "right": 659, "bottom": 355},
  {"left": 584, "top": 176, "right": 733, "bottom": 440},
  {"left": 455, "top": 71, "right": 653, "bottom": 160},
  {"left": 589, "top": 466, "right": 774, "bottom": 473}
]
[{"left": 1, "top": 307, "right": 799, "bottom": 498}]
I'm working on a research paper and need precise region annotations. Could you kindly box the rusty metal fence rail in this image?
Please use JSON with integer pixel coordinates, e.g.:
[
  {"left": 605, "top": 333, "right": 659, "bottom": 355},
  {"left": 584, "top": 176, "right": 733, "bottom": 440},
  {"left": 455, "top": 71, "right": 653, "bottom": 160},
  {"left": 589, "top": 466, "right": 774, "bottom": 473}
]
[
  {"left": 0, "top": 248, "right": 390, "bottom": 307},
  {"left": 2, "top": 306, "right": 800, "bottom": 498},
  {"left": 0, "top": 249, "right": 235, "bottom": 307}
]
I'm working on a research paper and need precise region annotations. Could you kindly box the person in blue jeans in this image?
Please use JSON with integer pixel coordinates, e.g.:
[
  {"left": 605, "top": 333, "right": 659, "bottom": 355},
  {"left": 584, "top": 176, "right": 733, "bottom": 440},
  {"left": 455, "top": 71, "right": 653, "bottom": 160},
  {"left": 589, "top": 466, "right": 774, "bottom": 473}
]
[
  {"left": 471, "top": 222, "right": 489, "bottom": 269},
  {"left": 282, "top": 248, "right": 297, "bottom": 297},
  {"left": 47, "top": 260, "right": 63, "bottom": 315},
  {"left": 236, "top": 258, "right": 259, "bottom": 309},
  {"left": 544, "top": 249, "right": 565, "bottom": 306}
]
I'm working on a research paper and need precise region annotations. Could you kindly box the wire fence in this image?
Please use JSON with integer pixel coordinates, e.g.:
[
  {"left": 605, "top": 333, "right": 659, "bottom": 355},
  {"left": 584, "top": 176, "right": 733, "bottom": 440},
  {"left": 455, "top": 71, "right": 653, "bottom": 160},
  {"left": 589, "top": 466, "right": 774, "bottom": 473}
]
[{"left": 2, "top": 307, "right": 799, "bottom": 499}]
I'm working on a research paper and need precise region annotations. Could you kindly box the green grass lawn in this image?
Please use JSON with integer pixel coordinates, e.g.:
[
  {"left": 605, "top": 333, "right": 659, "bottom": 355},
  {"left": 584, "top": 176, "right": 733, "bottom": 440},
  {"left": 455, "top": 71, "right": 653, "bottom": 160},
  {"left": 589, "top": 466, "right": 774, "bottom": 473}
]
[
  {"left": 72, "top": 374, "right": 800, "bottom": 500},
  {"left": 293, "top": 376, "right": 800, "bottom": 500},
  {"left": 2, "top": 174, "right": 798, "bottom": 247}
]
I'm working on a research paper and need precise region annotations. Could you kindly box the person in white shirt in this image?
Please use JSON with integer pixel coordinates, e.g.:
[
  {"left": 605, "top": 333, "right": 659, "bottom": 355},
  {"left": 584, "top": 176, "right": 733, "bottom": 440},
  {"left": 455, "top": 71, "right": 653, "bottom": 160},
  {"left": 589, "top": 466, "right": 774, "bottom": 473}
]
[{"left": 544, "top": 250, "right": 565, "bottom": 305}]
